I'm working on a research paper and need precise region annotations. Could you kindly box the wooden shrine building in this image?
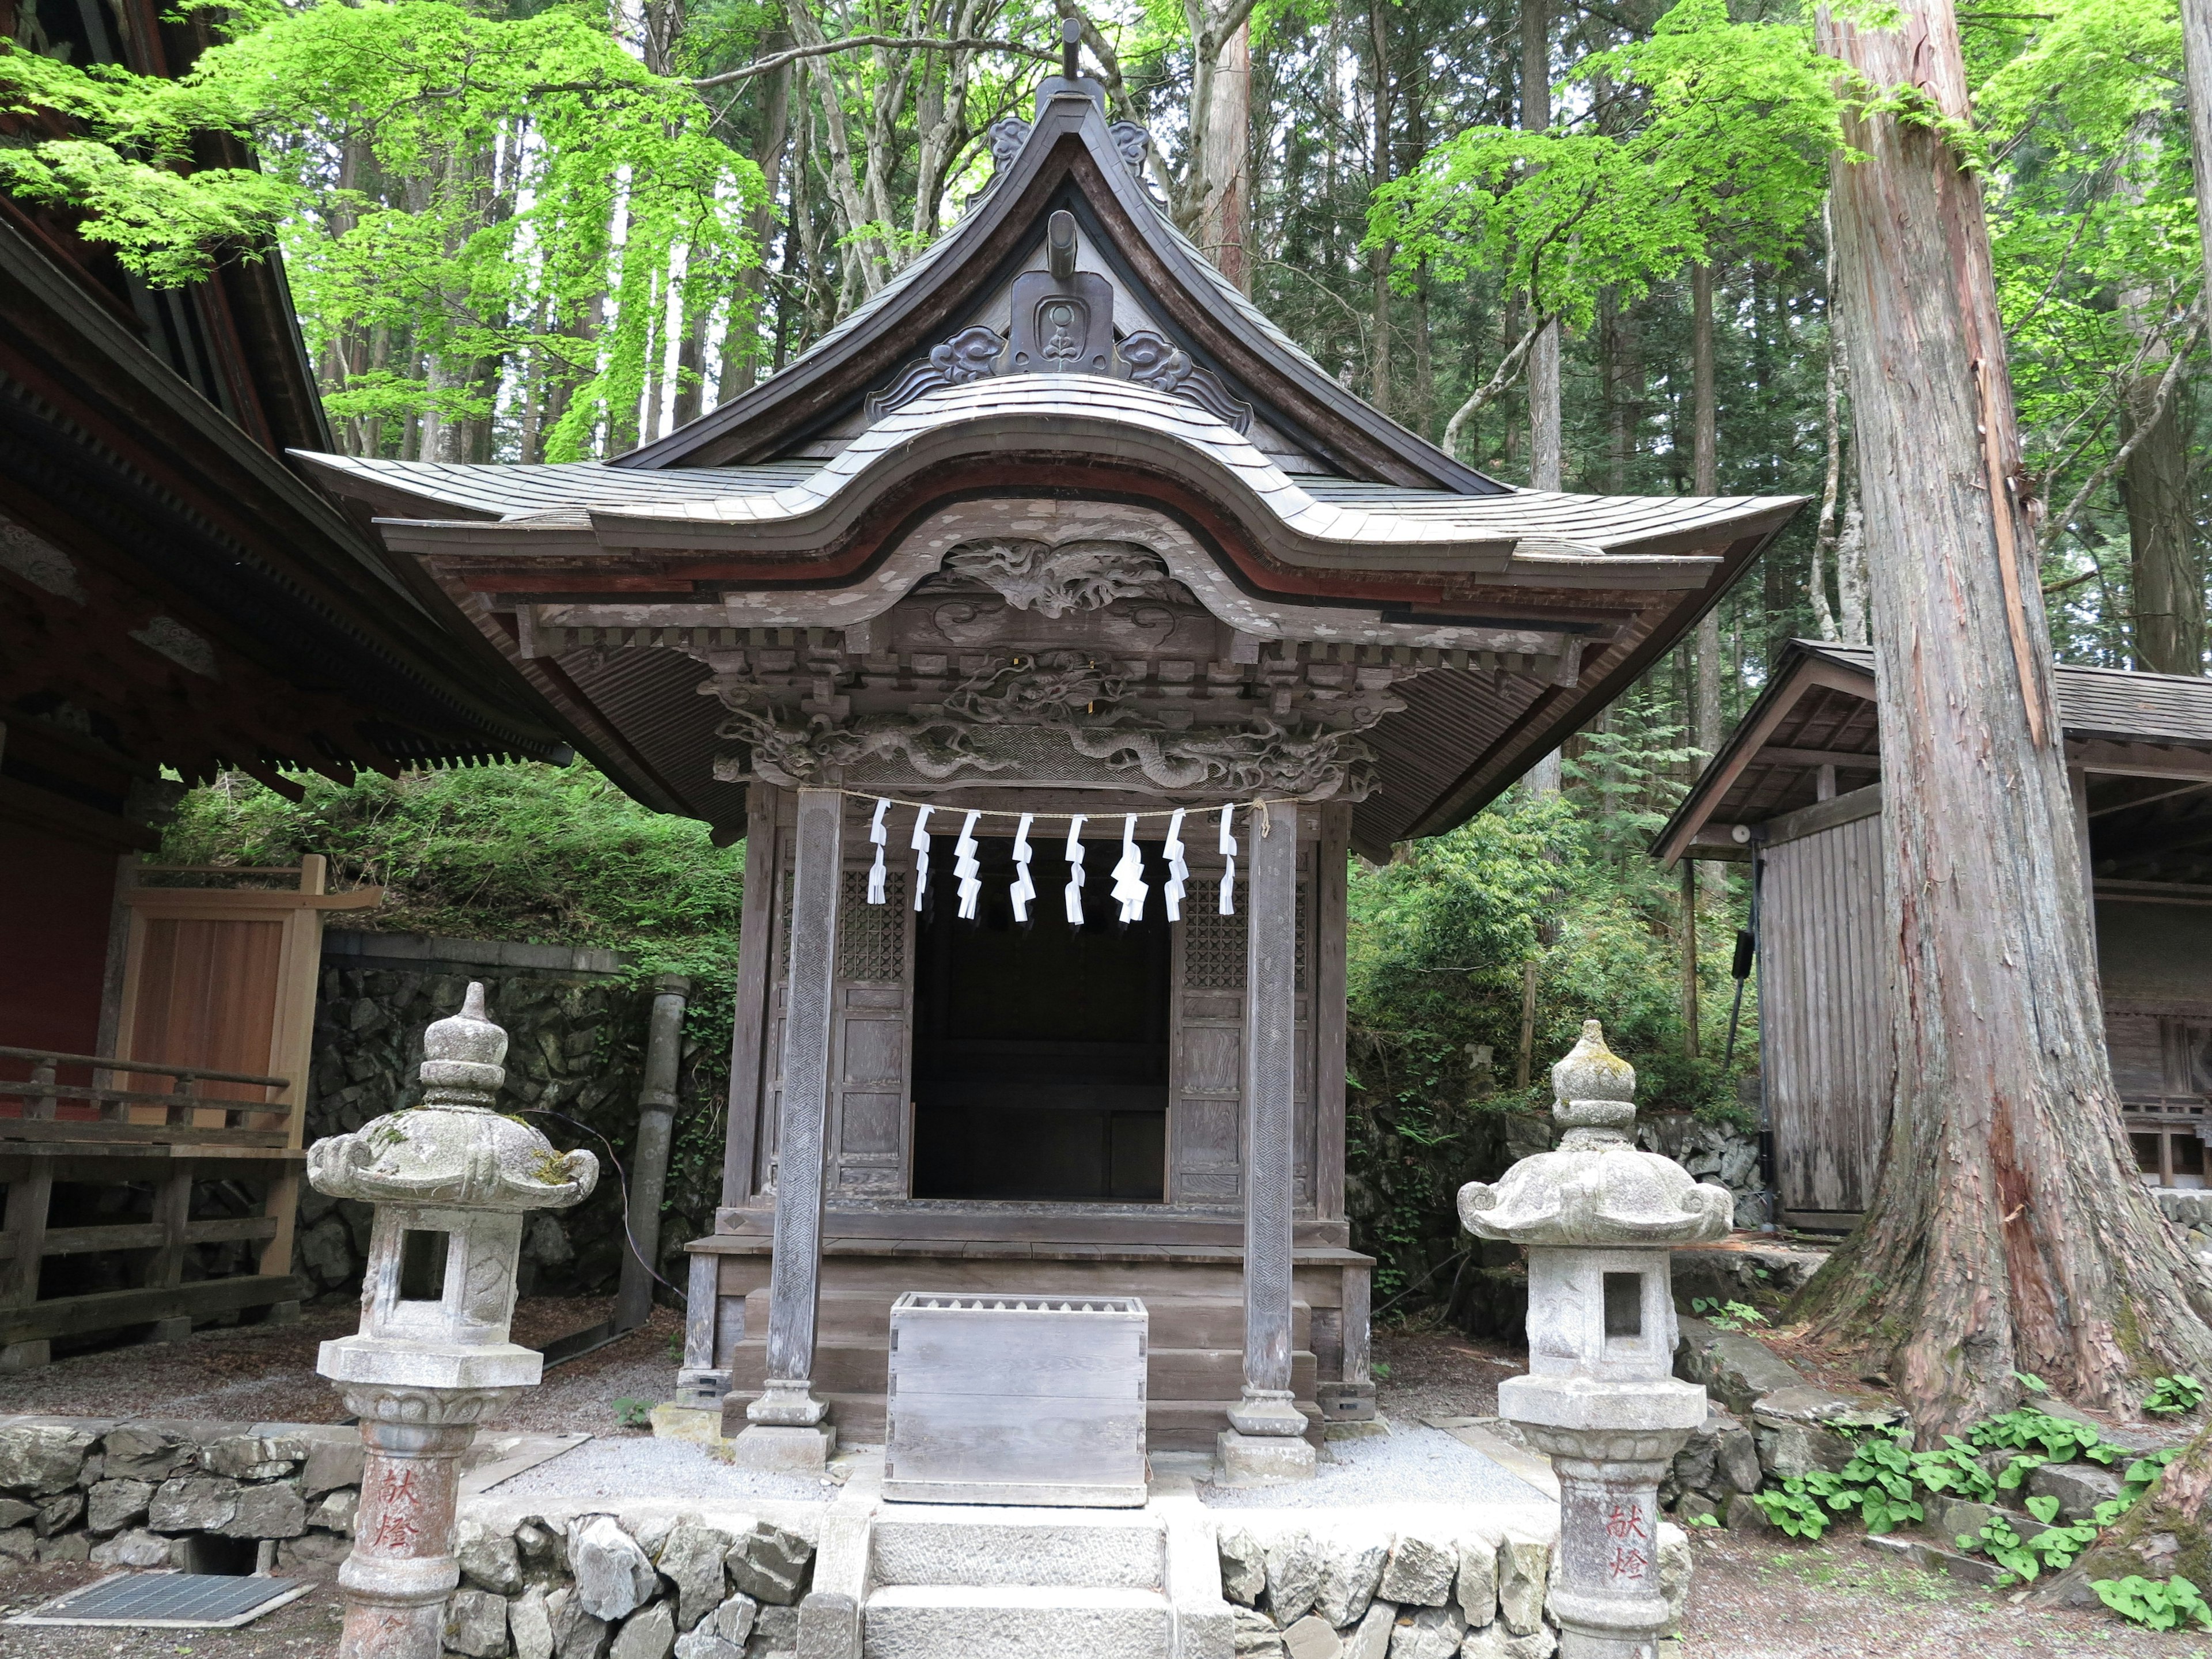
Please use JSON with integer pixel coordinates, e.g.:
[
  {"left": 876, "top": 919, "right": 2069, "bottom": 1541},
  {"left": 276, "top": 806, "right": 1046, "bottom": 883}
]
[
  {"left": 298, "top": 60, "right": 1800, "bottom": 1463},
  {"left": 1656, "top": 640, "right": 2212, "bottom": 1232}
]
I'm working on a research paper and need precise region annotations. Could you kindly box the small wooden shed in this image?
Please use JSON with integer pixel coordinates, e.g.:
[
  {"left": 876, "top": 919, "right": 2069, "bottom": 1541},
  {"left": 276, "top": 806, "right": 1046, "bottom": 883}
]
[
  {"left": 1655, "top": 640, "right": 2212, "bottom": 1230},
  {"left": 302, "top": 75, "right": 1801, "bottom": 1450}
]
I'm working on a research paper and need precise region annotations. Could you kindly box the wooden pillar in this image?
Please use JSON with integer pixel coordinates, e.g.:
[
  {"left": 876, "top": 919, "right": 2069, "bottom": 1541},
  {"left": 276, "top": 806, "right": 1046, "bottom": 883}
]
[
  {"left": 733, "top": 785, "right": 842, "bottom": 1469},
  {"left": 1221, "top": 802, "right": 1315, "bottom": 1479}
]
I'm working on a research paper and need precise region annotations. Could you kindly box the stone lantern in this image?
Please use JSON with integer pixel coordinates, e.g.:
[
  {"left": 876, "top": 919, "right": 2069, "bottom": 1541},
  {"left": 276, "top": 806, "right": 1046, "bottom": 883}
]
[
  {"left": 308, "top": 982, "right": 598, "bottom": 1659},
  {"left": 1457, "top": 1021, "right": 1730, "bottom": 1659}
]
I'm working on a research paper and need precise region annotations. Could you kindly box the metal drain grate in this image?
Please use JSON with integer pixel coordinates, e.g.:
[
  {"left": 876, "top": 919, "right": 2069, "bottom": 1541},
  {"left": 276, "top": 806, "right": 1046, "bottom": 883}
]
[{"left": 9, "top": 1571, "right": 310, "bottom": 1628}]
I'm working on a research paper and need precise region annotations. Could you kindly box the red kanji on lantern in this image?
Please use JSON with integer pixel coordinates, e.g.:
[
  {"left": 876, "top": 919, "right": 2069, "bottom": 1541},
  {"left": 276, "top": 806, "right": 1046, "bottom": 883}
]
[{"left": 1604, "top": 1502, "right": 1649, "bottom": 1543}]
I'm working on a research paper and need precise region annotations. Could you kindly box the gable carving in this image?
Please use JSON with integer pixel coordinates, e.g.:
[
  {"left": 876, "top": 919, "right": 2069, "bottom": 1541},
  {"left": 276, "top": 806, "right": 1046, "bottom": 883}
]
[
  {"left": 866, "top": 320, "right": 1255, "bottom": 431},
  {"left": 930, "top": 539, "right": 1186, "bottom": 617}
]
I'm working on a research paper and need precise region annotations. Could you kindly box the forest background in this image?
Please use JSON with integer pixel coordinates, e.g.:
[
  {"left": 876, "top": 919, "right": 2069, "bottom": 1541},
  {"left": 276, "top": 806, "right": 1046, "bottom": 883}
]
[{"left": 5, "top": 0, "right": 2206, "bottom": 1306}]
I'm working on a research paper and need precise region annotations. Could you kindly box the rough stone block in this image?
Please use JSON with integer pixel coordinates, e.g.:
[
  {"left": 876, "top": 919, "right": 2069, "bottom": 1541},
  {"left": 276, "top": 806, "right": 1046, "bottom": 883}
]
[
  {"left": 101, "top": 1425, "right": 190, "bottom": 1483},
  {"left": 1673, "top": 1319, "right": 1803, "bottom": 1415},
  {"left": 659, "top": 1521, "right": 734, "bottom": 1630},
  {"left": 0, "top": 1527, "right": 32, "bottom": 1563},
  {"left": 460, "top": 1518, "right": 526, "bottom": 1593},
  {"left": 1671, "top": 1493, "right": 1720, "bottom": 1528},
  {"left": 1658, "top": 1523, "right": 1690, "bottom": 1633},
  {"left": 1384, "top": 1602, "right": 1463, "bottom": 1659},
  {"left": 1281, "top": 1614, "right": 1341, "bottom": 1659},
  {"left": 517, "top": 1515, "right": 565, "bottom": 1566},
  {"left": 36, "top": 1532, "right": 90, "bottom": 1564},
  {"left": 1218, "top": 1430, "right": 1317, "bottom": 1487},
  {"left": 2027, "top": 1461, "right": 2124, "bottom": 1524},
  {"left": 1343, "top": 1601, "right": 1395, "bottom": 1659},
  {"left": 203, "top": 1434, "right": 304, "bottom": 1480},
  {"left": 1313, "top": 1536, "right": 1387, "bottom": 1627},
  {"left": 1219, "top": 1527, "right": 1266, "bottom": 1606},
  {"left": 794, "top": 1588, "right": 857, "bottom": 1659},
  {"left": 220, "top": 1479, "right": 306, "bottom": 1539},
  {"left": 549, "top": 1586, "right": 613, "bottom": 1659},
  {"left": 447, "top": 1588, "right": 512, "bottom": 1658},
  {"left": 278, "top": 1532, "right": 351, "bottom": 1569},
  {"left": 1266, "top": 1530, "right": 1322, "bottom": 1624},
  {"left": 1495, "top": 1536, "right": 1548, "bottom": 1637},
  {"left": 729, "top": 1425, "right": 834, "bottom": 1474},
  {"left": 1457, "top": 1626, "right": 1556, "bottom": 1659},
  {"left": 752, "top": 1603, "right": 800, "bottom": 1652},
  {"left": 90, "top": 1528, "right": 171, "bottom": 1568},
  {"left": 34, "top": 1490, "right": 83, "bottom": 1537},
  {"left": 0, "top": 1425, "right": 93, "bottom": 1495},
  {"left": 673, "top": 1592, "right": 758, "bottom": 1659},
  {"left": 573, "top": 1515, "right": 661, "bottom": 1623},
  {"left": 0, "top": 1499, "right": 32, "bottom": 1529},
  {"left": 726, "top": 1521, "right": 812, "bottom": 1607},
  {"left": 1233, "top": 1605, "right": 1287, "bottom": 1656},
  {"left": 612, "top": 1603, "right": 677, "bottom": 1659},
  {"left": 1453, "top": 1529, "right": 1498, "bottom": 1627},
  {"left": 303, "top": 1434, "right": 367, "bottom": 1496},
  {"left": 1717, "top": 1424, "right": 1763, "bottom": 1494},
  {"left": 150, "top": 1474, "right": 240, "bottom": 1533},
  {"left": 86, "top": 1476, "right": 153, "bottom": 1535},
  {"left": 1377, "top": 1534, "right": 1454, "bottom": 1608},
  {"left": 309, "top": 1487, "right": 358, "bottom": 1535},
  {"left": 512, "top": 1588, "right": 556, "bottom": 1659}
]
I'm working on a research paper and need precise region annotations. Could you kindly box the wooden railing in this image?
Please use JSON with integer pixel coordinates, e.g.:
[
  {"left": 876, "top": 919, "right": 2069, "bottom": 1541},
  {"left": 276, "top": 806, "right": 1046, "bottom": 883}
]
[{"left": 0, "top": 1046, "right": 294, "bottom": 1147}]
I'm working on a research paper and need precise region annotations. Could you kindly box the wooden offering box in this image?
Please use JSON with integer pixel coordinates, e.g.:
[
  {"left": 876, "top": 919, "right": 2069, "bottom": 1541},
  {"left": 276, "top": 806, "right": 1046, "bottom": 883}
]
[{"left": 884, "top": 1293, "right": 1148, "bottom": 1506}]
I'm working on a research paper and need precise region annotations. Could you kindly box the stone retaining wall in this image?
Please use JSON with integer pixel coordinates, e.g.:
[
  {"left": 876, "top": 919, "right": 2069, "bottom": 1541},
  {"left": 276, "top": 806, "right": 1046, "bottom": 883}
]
[
  {"left": 1214, "top": 1516, "right": 1687, "bottom": 1659},
  {"left": 0, "top": 1418, "right": 359, "bottom": 1573},
  {"left": 298, "top": 932, "right": 724, "bottom": 1303}
]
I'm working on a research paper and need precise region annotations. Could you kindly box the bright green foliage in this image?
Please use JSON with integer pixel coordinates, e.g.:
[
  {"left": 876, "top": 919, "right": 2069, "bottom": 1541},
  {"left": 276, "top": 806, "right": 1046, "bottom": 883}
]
[
  {"left": 157, "top": 761, "right": 744, "bottom": 994},
  {"left": 2093, "top": 1573, "right": 2212, "bottom": 1631},
  {"left": 1366, "top": 0, "right": 1842, "bottom": 331},
  {"left": 0, "top": 1, "right": 763, "bottom": 454},
  {"left": 2143, "top": 1373, "right": 2208, "bottom": 1415},
  {"left": 1687, "top": 1297, "right": 1765, "bottom": 1331}
]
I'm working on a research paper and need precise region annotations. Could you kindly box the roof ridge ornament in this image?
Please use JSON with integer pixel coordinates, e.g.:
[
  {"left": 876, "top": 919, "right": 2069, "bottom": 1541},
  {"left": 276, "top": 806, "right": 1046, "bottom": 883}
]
[{"left": 965, "top": 20, "right": 1158, "bottom": 210}]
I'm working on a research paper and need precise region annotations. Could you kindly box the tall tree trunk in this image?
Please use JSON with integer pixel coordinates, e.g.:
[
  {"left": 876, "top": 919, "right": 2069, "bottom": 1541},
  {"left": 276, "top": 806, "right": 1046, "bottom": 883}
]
[
  {"left": 1795, "top": 0, "right": 2212, "bottom": 1435},
  {"left": 1691, "top": 263, "right": 1724, "bottom": 899},
  {"left": 1810, "top": 219, "right": 1845, "bottom": 642},
  {"left": 1522, "top": 0, "right": 1559, "bottom": 490},
  {"left": 1368, "top": 0, "right": 1393, "bottom": 412},
  {"left": 1836, "top": 475, "right": 1869, "bottom": 643},
  {"left": 2181, "top": 0, "right": 2212, "bottom": 291},
  {"left": 2121, "top": 352, "right": 2199, "bottom": 673},
  {"left": 1195, "top": 18, "right": 1253, "bottom": 290}
]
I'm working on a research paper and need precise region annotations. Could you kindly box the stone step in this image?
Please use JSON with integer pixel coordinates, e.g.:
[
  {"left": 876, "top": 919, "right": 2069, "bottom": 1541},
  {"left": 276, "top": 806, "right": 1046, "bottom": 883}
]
[
  {"left": 862, "top": 1585, "right": 1173, "bottom": 1659},
  {"left": 725, "top": 1340, "right": 1318, "bottom": 1403},
  {"left": 869, "top": 1510, "right": 1164, "bottom": 1589},
  {"left": 740, "top": 1289, "right": 1312, "bottom": 1349}
]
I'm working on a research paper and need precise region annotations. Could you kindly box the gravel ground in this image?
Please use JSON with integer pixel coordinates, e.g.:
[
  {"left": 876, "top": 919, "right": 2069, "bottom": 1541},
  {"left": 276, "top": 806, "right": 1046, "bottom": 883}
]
[
  {"left": 0, "top": 1297, "right": 676, "bottom": 1432},
  {"left": 486, "top": 1431, "right": 838, "bottom": 1504},
  {"left": 1197, "top": 1421, "right": 1547, "bottom": 1510}
]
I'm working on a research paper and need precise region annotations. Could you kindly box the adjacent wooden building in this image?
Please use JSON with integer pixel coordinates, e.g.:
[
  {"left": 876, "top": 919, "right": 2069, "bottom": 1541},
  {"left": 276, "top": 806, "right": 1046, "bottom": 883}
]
[
  {"left": 300, "top": 74, "right": 1800, "bottom": 1452},
  {"left": 1656, "top": 640, "right": 2212, "bottom": 1231},
  {"left": 0, "top": 0, "right": 593, "bottom": 1362}
]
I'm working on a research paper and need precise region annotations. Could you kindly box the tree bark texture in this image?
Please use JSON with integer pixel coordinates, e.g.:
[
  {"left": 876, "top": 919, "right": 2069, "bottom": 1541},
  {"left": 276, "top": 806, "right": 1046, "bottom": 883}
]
[
  {"left": 1196, "top": 18, "right": 1253, "bottom": 292},
  {"left": 1691, "top": 263, "right": 1725, "bottom": 902},
  {"left": 1522, "top": 0, "right": 1560, "bottom": 489},
  {"left": 2121, "top": 344, "right": 2202, "bottom": 675},
  {"left": 1796, "top": 0, "right": 2212, "bottom": 1433},
  {"left": 2183, "top": 0, "right": 2212, "bottom": 294}
]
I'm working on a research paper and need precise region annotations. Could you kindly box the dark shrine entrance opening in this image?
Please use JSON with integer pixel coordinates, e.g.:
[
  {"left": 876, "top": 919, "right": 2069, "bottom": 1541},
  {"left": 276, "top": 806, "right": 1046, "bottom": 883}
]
[{"left": 911, "top": 836, "right": 1170, "bottom": 1202}]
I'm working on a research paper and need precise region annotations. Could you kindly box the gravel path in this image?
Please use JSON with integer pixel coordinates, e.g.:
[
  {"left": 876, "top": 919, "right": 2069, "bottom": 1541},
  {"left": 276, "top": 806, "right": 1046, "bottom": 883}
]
[
  {"left": 1197, "top": 1421, "right": 1547, "bottom": 1510},
  {"left": 484, "top": 1433, "right": 839, "bottom": 1505}
]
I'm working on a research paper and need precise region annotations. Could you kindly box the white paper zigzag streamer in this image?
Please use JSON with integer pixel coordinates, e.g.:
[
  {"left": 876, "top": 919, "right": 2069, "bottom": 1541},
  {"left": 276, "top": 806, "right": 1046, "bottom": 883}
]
[
  {"left": 1064, "top": 815, "right": 1087, "bottom": 925},
  {"left": 910, "top": 805, "right": 934, "bottom": 911},
  {"left": 1218, "top": 804, "right": 1237, "bottom": 915},
  {"left": 1010, "top": 812, "right": 1037, "bottom": 922},
  {"left": 1111, "top": 813, "right": 1147, "bottom": 923},
  {"left": 1162, "top": 808, "right": 1189, "bottom": 922},
  {"left": 867, "top": 797, "right": 891, "bottom": 904},
  {"left": 953, "top": 810, "right": 983, "bottom": 920}
]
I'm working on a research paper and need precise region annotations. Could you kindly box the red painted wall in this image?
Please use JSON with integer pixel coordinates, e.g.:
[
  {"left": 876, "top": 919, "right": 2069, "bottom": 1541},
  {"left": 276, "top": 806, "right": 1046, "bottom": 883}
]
[{"left": 0, "top": 819, "right": 113, "bottom": 1061}]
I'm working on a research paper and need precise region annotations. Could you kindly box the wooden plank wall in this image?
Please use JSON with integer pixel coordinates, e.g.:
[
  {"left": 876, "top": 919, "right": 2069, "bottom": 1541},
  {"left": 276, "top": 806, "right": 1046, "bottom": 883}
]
[{"left": 1762, "top": 810, "right": 1892, "bottom": 1217}]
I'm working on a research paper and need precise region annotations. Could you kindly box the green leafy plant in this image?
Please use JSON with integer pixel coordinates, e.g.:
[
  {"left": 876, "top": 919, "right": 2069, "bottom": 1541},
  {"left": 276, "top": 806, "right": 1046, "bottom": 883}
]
[
  {"left": 2092, "top": 1574, "right": 2212, "bottom": 1632},
  {"left": 2143, "top": 1374, "right": 2207, "bottom": 1415},
  {"left": 611, "top": 1397, "right": 656, "bottom": 1430},
  {"left": 1968, "top": 1405, "right": 2120, "bottom": 1465},
  {"left": 1688, "top": 1298, "right": 1766, "bottom": 1332}
]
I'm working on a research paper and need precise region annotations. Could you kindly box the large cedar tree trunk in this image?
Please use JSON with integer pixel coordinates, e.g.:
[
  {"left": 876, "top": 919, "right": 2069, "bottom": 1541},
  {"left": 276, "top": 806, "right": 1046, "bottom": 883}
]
[
  {"left": 1794, "top": 0, "right": 2212, "bottom": 1437},
  {"left": 2121, "top": 354, "right": 2202, "bottom": 675}
]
